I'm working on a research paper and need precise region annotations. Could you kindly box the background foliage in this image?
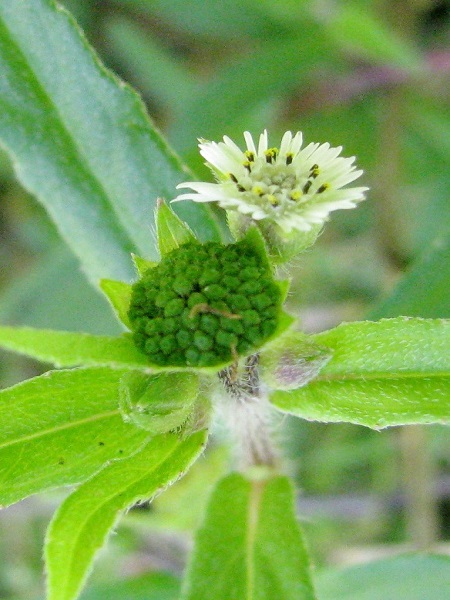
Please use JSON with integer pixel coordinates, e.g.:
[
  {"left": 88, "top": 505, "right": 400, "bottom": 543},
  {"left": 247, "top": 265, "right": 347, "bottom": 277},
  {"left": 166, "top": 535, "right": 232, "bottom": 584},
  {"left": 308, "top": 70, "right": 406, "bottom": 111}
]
[{"left": 0, "top": 0, "right": 449, "bottom": 598}]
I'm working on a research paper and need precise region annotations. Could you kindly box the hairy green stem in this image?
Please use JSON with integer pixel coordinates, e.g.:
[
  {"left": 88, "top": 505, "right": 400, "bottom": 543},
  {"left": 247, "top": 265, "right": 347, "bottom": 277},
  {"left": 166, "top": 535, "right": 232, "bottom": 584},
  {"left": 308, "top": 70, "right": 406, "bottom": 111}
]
[{"left": 218, "top": 355, "right": 278, "bottom": 470}]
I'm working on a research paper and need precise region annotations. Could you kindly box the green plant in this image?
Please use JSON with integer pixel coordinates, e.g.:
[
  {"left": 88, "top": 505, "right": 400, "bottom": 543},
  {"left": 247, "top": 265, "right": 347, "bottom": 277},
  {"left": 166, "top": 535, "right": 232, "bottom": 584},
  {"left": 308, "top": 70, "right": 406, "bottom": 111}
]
[{"left": 0, "top": 1, "right": 449, "bottom": 599}]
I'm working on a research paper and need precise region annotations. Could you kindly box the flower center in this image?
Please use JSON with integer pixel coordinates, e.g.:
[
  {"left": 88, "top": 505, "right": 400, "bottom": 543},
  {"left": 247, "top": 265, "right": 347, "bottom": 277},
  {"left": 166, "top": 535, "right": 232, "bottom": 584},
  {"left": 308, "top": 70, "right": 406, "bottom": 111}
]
[{"left": 229, "top": 151, "right": 329, "bottom": 213}]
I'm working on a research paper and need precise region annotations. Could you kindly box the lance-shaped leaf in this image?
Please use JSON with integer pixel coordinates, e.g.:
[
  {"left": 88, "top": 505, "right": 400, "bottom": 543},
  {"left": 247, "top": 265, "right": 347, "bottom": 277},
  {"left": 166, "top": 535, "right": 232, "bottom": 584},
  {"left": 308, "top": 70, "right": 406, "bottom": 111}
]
[
  {"left": 270, "top": 318, "right": 450, "bottom": 428},
  {"left": 0, "top": 242, "right": 121, "bottom": 335},
  {"left": 79, "top": 572, "right": 180, "bottom": 600},
  {"left": 0, "top": 326, "right": 151, "bottom": 369},
  {"left": 170, "top": 26, "right": 336, "bottom": 158},
  {"left": 181, "top": 472, "right": 316, "bottom": 600},
  {"left": 0, "top": 367, "right": 150, "bottom": 507},
  {"left": 327, "top": 4, "right": 423, "bottom": 72},
  {"left": 316, "top": 554, "right": 450, "bottom": 600},
  {"left": 45, "top": 430, "right": 207, "bottom": 600},
  {"left": 0, "top": 0, "right": 223, "bottom": 285},
  {"left": 369, "top": 230, "right": 450, "bottom": 320}
]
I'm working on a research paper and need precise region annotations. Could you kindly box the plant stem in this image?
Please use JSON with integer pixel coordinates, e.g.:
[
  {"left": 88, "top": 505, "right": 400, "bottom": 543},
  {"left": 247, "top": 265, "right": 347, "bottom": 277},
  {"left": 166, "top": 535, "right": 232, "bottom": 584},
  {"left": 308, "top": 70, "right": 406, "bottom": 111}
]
[
  {"left": 399, "top": 426, "right": 440, "bottom": 548},
  {"left": 373, "top": 0, "right": 423, "bottom": 269},
  {"left": 374, "top": 85, "right": 410, "bottom": 270},
  {"left": 218, "top": 354, "right": 278, "bottom": 470},
  {"left": 378, "top": 0, "right": 440, "bottom": 549}
]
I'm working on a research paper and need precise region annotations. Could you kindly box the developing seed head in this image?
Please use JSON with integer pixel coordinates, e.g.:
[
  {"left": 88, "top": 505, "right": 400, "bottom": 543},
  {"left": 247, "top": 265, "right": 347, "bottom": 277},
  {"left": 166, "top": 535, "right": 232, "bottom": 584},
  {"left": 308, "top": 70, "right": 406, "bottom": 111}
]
[{"left": 128, "top": 240, "right": 282, "bottom": 368}]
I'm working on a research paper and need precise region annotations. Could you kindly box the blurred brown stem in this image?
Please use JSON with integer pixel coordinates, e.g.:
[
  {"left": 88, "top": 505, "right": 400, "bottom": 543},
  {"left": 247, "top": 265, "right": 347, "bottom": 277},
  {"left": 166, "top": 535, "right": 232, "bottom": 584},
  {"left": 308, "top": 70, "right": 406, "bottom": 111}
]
[
  {"left": 380, "top": 0, "right": 440, "bottom": 549},
  {"left": 399, "top": 426, "right": 439, "bottom": 548},
  {"left": 374, "top": 85, "right": 409, "bottom": 270}
]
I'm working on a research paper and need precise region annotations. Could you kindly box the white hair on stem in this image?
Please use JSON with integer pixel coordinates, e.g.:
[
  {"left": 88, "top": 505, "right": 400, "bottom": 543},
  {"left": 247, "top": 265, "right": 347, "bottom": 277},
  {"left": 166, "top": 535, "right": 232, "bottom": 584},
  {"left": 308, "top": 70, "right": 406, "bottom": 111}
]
[{"left": 215, "top": 354, "right": 280, "bottom": 470}]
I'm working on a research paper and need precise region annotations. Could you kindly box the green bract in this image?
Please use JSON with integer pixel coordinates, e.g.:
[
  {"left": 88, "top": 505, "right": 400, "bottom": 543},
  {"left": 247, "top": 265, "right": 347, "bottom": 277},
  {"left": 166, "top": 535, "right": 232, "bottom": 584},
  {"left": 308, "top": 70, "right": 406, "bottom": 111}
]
[
  {"left": 128, "top": 238, "right": 282, "bottom": 367},
  {"left": 119, "top": 371, "right": 200, "bottom": 434}
]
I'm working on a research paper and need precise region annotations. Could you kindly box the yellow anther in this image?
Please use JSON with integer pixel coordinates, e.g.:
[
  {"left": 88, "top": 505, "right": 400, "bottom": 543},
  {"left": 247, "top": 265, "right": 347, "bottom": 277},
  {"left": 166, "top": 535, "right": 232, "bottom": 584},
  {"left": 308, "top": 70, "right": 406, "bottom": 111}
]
[
  {"left": 243, "top": 160, "right": 252, "bottom": 172},
  {"left": 317, "top": 183, "right": 329, "bottom": 193},
  {"left": 310, "top": 165, "right": 320, "bottom": 179},
  {"left": 264, "top": 147, "right": 279, "bottom": 163},
  {"left": 286, "top": 152, "right": 294, "bottom": 165},
  {"left": 252, "top": 185, "right": 264, "bottom": 196},
  {"left": 290, "top": 190, "right": 302, "bottom": 201},
  {"left": 267, "top": 194, "right": 279, "bottom": 206},
  {"left": 244, "top": 150, "right": 255, "bottom": 162}
]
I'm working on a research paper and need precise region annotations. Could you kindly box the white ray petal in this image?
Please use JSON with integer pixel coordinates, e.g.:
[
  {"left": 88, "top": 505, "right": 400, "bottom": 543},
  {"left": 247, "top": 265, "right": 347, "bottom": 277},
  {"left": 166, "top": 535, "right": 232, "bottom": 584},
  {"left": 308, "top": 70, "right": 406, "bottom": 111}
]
[
  {"left": 257, "top": 130, "right": 268, "bottom": 155},
  {"left": 290, "top": 131, "right": 304, "bottom": 155},
  {"left": 279, "top": 130, "right": 293, "bottom": 155},
  {"left": 243, "top": 131, "right": 257, "bottom": 154}
]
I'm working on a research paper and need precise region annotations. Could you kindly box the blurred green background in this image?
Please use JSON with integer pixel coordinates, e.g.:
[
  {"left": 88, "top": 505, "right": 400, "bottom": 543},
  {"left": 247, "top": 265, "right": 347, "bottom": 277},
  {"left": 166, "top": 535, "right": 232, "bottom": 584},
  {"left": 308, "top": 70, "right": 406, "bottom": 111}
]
[{"left": 0, "top": 0, "right": 449, "bottom": 598}]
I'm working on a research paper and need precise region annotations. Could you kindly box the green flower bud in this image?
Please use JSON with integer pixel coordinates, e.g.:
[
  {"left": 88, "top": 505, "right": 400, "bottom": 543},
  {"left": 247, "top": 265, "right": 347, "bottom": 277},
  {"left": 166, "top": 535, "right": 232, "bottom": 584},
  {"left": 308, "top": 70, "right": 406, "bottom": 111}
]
[
  {"left": 128, "top": 238, "right": 283, "bottom": 368},
  {"left": 119, "top": 371, "right": 200, "bottom": 434}
]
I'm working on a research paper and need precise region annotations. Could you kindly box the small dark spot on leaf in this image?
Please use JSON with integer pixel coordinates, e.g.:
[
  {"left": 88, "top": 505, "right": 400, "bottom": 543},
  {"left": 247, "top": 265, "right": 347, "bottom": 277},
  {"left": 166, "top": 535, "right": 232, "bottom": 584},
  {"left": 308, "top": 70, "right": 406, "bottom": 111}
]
[
  {"left": 98, "top": 441, "right": 105, "bottom": 446},
  {"left": 119, "top": 449, "right": 124, "bottom": 454},
  {"left": 58, "top": 458, "right": 65, "bottom": 465}
]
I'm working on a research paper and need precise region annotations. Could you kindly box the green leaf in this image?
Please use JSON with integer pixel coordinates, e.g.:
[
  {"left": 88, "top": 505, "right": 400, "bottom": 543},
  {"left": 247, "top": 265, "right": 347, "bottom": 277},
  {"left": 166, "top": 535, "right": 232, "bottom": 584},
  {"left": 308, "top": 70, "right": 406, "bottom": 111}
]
[
  {"left": 0, "top": 0, "right": 222, "bottom": 285},
  {"left": 79, "top": 572, "right": 180, "bottom": 600},
  {"left": 157, "top": 200, "right": 197, "bottom": 256},
  {"left": 148, "top": 445, "right": 229, "bottom": 532},
  {"left": 171, "top": 28, "right": 336, "bottom": 159},
  {"left": 99, "top": 279, "right": 132, "bottom": 328},
  {"left": 0, "top": 367, "right": 150, "bottom": 507},
  {"left": 104, "top": 16, "right": 196, "bottom": 115},
  {"left": 407, "top": 94, "right": 450, "bottom": 165},
  {"left": 119, "top": 370, "right": 200, "bottom": 434},
  {"left": 369, "top": 232, "right": 450, "bottom": 319},
  {"left": 0, "top": 326, "right": 152, "bottom": 369},
  {"left": 312, "top": 318, "right": 450, "bottom": 375},
  {"left": 315, "top": 554, "right": 450, "bottom": 600},
  {"left": 45, "top": 430, "right": 207, "bottom": 600},
  {"left": 0, "top": 242, "right": 121, "bottom": 335},
  {"left": 270, "top": 318, "right": 450, "bottom": 428},
  {"left": 0, "top": 325, "right": 254, "bottom": 375},
  {"left": 327, "top": 4, "right": 423, "bottom": 72},
  {"left": 115, "top": 0, "right": 280, "bottom": 39},
  {"left": 181, "top": 472, "right": 316, "bottom": 600}
]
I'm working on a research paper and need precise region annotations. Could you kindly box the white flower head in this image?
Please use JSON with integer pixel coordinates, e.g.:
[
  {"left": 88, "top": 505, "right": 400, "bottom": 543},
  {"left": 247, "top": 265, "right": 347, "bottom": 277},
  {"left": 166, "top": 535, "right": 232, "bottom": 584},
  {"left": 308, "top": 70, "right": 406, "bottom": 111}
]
[{"left": 174, "top": 130, "right": 368, "bottom": 234}]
